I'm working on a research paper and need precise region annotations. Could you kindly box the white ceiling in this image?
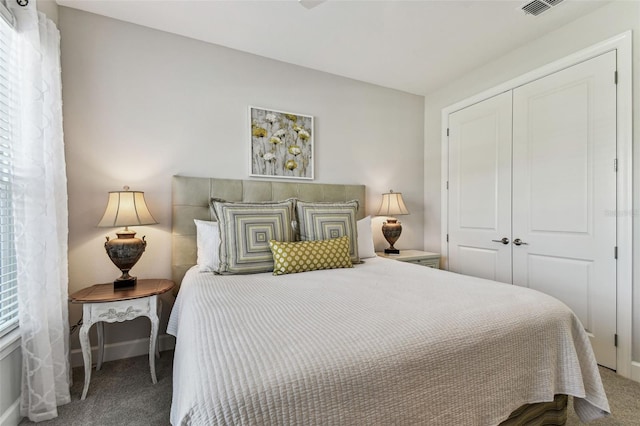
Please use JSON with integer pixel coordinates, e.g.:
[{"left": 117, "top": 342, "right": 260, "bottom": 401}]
[{"left": 56, "top": 0, "right": 614, "bottom": 96}]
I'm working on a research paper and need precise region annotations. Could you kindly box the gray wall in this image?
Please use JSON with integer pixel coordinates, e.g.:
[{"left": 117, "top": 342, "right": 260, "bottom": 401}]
[
  {"left": 59, "top": 7, "right": 425, "bottom": 352},
  {"left": 423, "top": 0, "right": 640, "bottom": 364}
]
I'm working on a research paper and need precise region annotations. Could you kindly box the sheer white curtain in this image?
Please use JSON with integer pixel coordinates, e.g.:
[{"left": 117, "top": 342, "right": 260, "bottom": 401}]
[{"left": 8, "top": 0, "right": 71, "bottom": 421}]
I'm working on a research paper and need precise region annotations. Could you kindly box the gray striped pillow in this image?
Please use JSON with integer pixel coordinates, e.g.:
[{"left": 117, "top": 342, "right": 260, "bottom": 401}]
[
  {"left": 210, "top": 199, "right": 296, "bottom": 274},
  {"left": 296, "top": 200, "right": 360, "bottom": 264}
]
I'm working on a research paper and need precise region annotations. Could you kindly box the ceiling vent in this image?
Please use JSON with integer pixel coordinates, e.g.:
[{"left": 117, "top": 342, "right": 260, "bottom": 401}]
[
  {"left": 521, "top": 0, "right": 564, "bottom": 16},
  {"left": 298, "top": 0, "right": 326, "bottom": 10}
]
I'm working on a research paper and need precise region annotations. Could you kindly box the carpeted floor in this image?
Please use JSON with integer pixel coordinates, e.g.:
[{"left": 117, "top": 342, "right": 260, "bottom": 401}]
[
  {"left": 19, "top": 352, "right": 174, "bottom": 426},
  {"left": 566, "top": 366, "right": 640, "bottom": 425},
  {"left": 18, "top": 351, "right": 640, "bottom": 425}
]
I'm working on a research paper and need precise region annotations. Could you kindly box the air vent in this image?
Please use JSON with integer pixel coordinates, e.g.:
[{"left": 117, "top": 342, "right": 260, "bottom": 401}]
[
  {"left": 298, "top": 0, "right": 326, "bottom": 9},
  {"left": 521, "top": 0, "right": 564, "bottom": 16}
]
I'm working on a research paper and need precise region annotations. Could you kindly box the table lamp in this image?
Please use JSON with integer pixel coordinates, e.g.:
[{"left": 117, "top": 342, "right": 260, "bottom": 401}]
[
  {"left": 97, "top": 186, "right": 158, "bottom": 289},
  {"left": 376, "top": 190, "right": 409, "bottom": 254}
]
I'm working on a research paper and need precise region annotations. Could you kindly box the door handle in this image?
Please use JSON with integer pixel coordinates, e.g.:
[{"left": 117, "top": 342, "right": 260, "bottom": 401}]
[
  {"left": 513, "top": 238, "right": 529, "bottom": 246},
  {"left": 491, "top": 237, "right": 510, "bottom": 245}
]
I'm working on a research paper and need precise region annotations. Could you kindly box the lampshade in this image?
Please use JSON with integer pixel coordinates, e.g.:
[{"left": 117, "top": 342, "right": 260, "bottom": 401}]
[
  {"left": 97, "top": 186, "right": 157, "bottom": 289},
  {"left": 376, "top": 190, "right": 409, "bottom": 217},
  {"left": 97, "top": 188, "right": 158, "bottom": 228}
]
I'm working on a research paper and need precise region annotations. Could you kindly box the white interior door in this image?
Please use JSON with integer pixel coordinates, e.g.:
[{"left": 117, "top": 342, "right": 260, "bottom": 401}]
[
  {"left": 512, "top": 51, "right": 617, "bottom": 369},
  {"left": 448, "top": 92, "right": 512, "bottom": 284}
]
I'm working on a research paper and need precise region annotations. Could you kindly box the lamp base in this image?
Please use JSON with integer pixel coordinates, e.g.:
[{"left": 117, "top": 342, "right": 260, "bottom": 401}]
[
  {"left": 381, "top": 218, "right": 403, "bottom": 256},
  {"left": 114, "top": 277, "right": 137, "bottom": 289},
  {"left": 104, "top": 229, "right": 146, "bottom": 291}
]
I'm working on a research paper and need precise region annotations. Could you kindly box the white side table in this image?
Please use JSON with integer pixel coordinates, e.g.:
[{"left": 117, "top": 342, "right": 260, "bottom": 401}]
[
  {"left": 376, "top": 250, "right": 441, "bottom": 268},
  {"left": 69, "top": 278, "right": 174, "bottom": 400}
]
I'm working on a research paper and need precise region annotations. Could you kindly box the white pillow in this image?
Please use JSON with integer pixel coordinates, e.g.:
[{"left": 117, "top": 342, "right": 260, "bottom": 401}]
[
  {"left": 357, "top": 216, "right": 376, "bottom": 259},
  {"left": 194, "top": 219, "right": 220, "bottom": 272}
]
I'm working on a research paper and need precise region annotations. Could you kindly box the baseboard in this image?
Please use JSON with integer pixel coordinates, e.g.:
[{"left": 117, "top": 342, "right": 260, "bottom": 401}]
[
  {"left": 0, "top": 398, "right": 21, "bottom": 426},
  {"left": 631, "top": 361, "right": 640, "bottom": 383},
  {"left": 70, "top": 334, "right": 175, "bottom": 368}
]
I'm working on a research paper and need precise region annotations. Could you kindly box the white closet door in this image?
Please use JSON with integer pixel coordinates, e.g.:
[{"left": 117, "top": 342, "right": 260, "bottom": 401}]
[
  {"left": 512, "top": 51, "right": 617, "bottom": 369},
  {"left": 448, "top": 92, "right": 512, "bottom": 284}
]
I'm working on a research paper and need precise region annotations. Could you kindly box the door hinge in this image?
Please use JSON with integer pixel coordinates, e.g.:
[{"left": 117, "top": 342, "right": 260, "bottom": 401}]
[
  {"left": 447, "top": 128, "right": 450, "bottom": 136},
  {"left": 614, "top": 334, "right": 618, "bottom": 347},
  {"left": 446, "top": 181, "right": 449, "bottom": 190},
  {"left": 614, "top": 158, "right": 618, "bottom": 172},
  {"left": 614, "top": 246, "right": 618, "bottom": 259},
  {"left": 446, "top": 234, "right": 449, "bottom": 242},
  {"left": 614, "top": 71, "right": 618, "bottom": 85}
]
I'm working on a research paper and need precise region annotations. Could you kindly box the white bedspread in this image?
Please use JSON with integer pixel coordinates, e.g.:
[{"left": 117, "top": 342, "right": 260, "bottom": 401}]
[{"left": 168, "top": 257, "right": 609, "bottom": 425}]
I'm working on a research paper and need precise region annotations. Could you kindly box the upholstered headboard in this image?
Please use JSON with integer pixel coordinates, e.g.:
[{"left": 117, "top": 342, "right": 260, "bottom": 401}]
[{"left": 171, "top": 176, "right": 366, "bottom": 286}]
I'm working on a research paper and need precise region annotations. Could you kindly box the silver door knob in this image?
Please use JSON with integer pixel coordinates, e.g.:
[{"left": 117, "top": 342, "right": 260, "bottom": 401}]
[
  {"left": 491, "top": 237, "right": 510, "bottom": 245},
  {"left": 513, "top": 238, "right": 528, "bottom": 246}
]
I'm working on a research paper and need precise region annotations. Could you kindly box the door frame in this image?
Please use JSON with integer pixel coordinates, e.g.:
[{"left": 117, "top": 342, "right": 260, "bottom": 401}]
[{"left": 440, "top": 31, "right": 633, "bottom": 378}]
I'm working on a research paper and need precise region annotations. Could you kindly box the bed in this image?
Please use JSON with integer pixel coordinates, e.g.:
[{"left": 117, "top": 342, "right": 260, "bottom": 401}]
[{"left": 168, "top": 176, "right": 609, "bottom": 425}]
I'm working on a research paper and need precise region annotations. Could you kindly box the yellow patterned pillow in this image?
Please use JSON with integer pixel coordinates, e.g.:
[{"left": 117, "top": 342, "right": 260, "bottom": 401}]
[{"left": 269, "top": 236, "right": 353, "bottom": 276}]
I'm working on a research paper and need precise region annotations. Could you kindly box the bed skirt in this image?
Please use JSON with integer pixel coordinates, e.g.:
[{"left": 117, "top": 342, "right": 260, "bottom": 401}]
[{"left": 500, "top": 394, "right": 568, "bottom": 426}]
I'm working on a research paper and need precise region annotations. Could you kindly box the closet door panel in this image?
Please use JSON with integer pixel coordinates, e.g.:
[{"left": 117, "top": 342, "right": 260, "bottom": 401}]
[
  {"left": 527, "top": 84, "right": 589, "bottom": 234},
  {"left": 512, "top": 51, "right": 617, "bottom": 369},
  {"left": 448, "top": 92, "right": 512, "bottom": 284}
]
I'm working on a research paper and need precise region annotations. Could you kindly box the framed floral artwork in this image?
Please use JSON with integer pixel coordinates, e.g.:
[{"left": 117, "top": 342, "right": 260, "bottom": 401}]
[{"left": 249, "top": 106, "right": 314, "bottom": 180}]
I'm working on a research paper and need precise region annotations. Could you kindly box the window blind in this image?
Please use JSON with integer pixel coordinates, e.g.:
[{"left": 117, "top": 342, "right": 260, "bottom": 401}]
[{"left": 0, "top": 12, "right": 17, "bottom": 338}]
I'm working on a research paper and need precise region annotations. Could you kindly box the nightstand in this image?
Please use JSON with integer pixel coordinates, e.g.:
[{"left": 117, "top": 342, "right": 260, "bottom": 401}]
[
  {"left": 69, "top": 278, "right": 174, "bottom": 400},
  {"left": 376, "top": 249, "right": 440, "bottom": 269}
]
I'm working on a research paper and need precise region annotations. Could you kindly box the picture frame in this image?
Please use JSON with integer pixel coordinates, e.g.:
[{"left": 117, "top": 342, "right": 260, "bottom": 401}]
[{"left": 249, "top": 106, "right": 314, "bottom": 180}]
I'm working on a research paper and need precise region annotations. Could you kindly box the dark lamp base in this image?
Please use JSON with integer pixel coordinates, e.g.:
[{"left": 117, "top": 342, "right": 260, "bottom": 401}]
[
  {"left": 104, "top": 229, "right": 147, "bottom": 291},
  {"left": 381, "top": 218, "right": 403, "bottom": 256},
  {"left": 114, "top": 277, "right": 137, "bottom": 290}
]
